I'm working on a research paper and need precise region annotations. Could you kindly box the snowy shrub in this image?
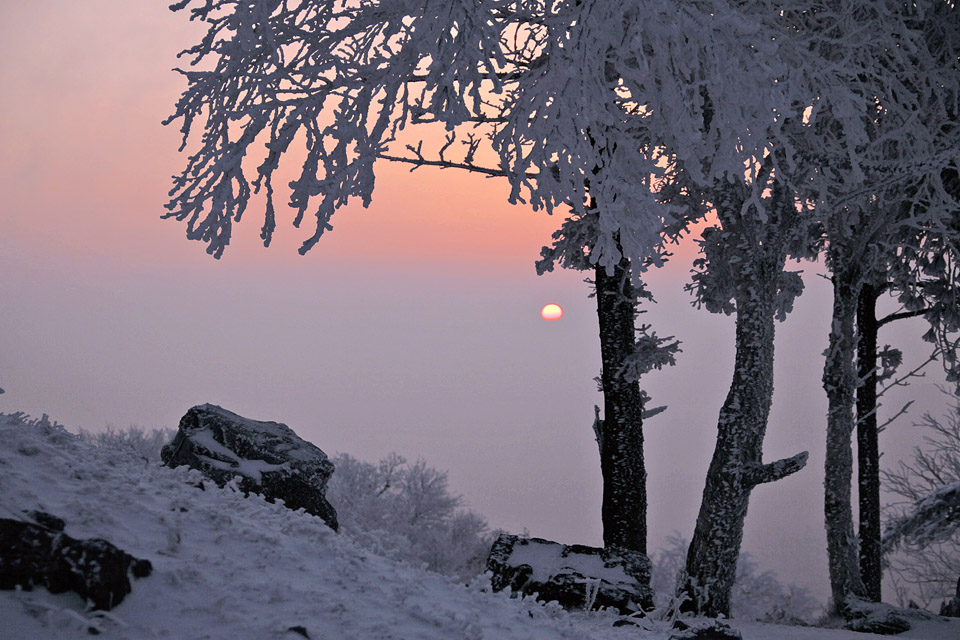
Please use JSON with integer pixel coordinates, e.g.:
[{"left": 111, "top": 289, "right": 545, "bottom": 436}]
[
  {"left": 77, "top": 424, "right": 177, "bottom": 462},
  {"left": 326, "top": 453, "right": 494, "bottom": 582},
  {"left": 650, "top": 534, "right": 821, "bottom": 623},
  {"left": 882, "top": 395, "right": 960, "bottom": 610}
]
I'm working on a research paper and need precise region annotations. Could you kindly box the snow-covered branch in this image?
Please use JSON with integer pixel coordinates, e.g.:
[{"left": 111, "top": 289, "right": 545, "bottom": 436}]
[
  {"left": 743, "top": 451, "right": 810, "bottom": 488},
  {"left": 166, "top": 0, "right": 953, "bottom": 267},
  {"left": 883, "top": 481, "right": 960, "bottom": 551}
]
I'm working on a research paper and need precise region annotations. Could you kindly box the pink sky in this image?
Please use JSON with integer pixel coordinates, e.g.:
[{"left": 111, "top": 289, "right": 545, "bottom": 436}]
[{"left": 1, "top": 1, "right": 951, "bottom": 603}]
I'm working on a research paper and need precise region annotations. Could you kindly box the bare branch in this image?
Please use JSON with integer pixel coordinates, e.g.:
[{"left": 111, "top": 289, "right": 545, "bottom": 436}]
[
  {"left": 876, "top": 349, "right": 941, "bottom": 402},
  {"left": 377, "top": 152, "right": 538, "bottom": 180},
  {"left": 878, "top": 309, "right": 927, "bottom": 328},
  {"left": 642, "top": 405, "right": 667, "bottom": 420},
  {"left": 876, "top": 400, "right": 915, "bottom": 434}
]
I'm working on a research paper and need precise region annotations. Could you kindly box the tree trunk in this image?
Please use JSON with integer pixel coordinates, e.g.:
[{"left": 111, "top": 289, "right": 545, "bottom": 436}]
[
  {"left": 823, "top": 275, "right": 868, "bottom": 614},
  {"left": 856, "top": 282, "right": 882, "bottom": 602},
  {"left": 679, "top": 182, "right": 809, "bottom": 617},
  {"left": 594, "top": 257, "right": 647, "bottom": 555},
  {"left": 682, "top": 255, "right": 808, "bottom": 617}
]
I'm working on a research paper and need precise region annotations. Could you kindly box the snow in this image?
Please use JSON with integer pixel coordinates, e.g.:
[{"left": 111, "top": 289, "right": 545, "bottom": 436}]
[
  {"left": 507, "top": 541, "right": 632, "bottom": 585},
  {"left": 189, "top": 403, "right": 327, "bottom": 463},
  {"left": 186, "top": 427, "right": 287, "bottom": 483},
  {"left": 2, "top": 412, "right": 958, "bottom": 640}
]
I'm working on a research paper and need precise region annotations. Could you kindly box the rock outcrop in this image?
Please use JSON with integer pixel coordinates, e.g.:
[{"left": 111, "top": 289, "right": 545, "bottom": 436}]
[
  {"left": 485, "top": 533, "right": 653, "bottom": 614},
  {"left": 0, "top": 511, "right": 152, "bottom": 610},
  {"left": 844, "top": 598, "right": 912, "bottom": 635},
  {"left": 161, "top": 404, "right": 338, "bottom": 530}
]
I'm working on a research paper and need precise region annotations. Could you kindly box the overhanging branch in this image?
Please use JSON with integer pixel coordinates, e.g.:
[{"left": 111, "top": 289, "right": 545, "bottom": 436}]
[
  {"left": 744, "top": 451, "right": 809, "bottom": 487},
  {"left": 878, "top": 309, "right": 926, "bottom": 328},
  {"left": 377, "top": 153, "right": 539, "bottom": 180}
]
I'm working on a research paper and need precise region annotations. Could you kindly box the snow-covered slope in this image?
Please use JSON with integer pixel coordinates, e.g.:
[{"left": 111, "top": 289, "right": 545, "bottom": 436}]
[{"left": 1, "top": 413, "right": 957, "bottom": 640}]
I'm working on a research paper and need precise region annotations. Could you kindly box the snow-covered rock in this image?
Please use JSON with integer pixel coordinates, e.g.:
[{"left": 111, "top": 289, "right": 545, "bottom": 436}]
[
  {"left": 161, "top": 404, "right": 338, "bottom": 530},
  {"left": 486, "top": 533, "right": 654, "bottom": 614},
  {"left": 843, "top": 598, "right": 913, "bottom": 635},
  {"left": 0, "top": 512, "right": 151, "bottom": 610}
]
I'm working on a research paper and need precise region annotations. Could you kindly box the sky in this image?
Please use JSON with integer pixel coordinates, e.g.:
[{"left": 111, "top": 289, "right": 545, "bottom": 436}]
[{"left": 0, "top": 1, "right": 952, "bottom": 603}]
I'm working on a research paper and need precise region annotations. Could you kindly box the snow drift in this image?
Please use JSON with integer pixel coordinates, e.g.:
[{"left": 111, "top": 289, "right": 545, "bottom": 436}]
[{"left": 1, "top": 412, "right": 957, "bottom": 640}]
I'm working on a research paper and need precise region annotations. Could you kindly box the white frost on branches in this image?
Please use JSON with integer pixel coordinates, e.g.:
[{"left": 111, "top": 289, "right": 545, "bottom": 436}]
[
  {"left": 884, "top": 481, "right": 960, "bottom": 549},
  {"left": 166, "top": 1, "right": 957, "bottom": 269},
  {"left": 325, "top": 452, "right": 494, "bottom": 581},
  {"left": 882, "top": 395, "right": 960, "bottom": 607},
  {"left": 884, "top": 398, "right": 960, "bottom": 551}
]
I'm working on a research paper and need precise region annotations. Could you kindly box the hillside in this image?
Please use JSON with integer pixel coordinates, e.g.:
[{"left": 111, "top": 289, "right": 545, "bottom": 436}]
[{"left": 0, "top": 413, "right": 956, "bottom": 640}]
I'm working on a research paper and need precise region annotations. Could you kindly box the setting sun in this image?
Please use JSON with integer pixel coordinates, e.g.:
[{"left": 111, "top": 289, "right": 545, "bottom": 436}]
[{"left": 540, "top": 303, "right": 563, "bottom": 321}]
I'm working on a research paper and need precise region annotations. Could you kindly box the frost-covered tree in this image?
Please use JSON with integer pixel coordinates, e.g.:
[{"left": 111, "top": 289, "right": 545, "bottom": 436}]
[
  {"left": 538, "top": 192, "right": 681, "bottom": 558},
  {"left": 674, "top": 1, "right": 960, "bottom": 617},
  {"left": 854, "top": 230, "right": 960, "bottom": 603},
  {"left": 163, "top": 0, "right": 835, "bottom": 262},
  {"left": 325, "top": 452, "right": 493, "bottom": 580},
  {"left": 882, "top": 395, "right": 960, "bottom": 610},
  {"left": 822, "top": 207, "right": 959, "bottom": 611},
  {"left": 802, "top": 1, "right": 960, "bottom": 611},
  {"left": 677, "top": 161, "right": 813, "bottom": 618}
]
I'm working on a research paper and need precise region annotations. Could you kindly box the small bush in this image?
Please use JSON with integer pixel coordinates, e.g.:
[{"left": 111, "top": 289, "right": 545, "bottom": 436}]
[
  {"left": 326, "top": 452, "right": 494, "bottom": 581},
  {"left": 76, "top": 424, "right": 176, "bottom": 462}
]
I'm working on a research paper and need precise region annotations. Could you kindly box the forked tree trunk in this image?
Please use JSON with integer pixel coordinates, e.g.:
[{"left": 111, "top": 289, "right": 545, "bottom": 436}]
[
  {"left": 682, "top": 252, "right": 808, "bottom": 617},
  {"left": 594, "top": 257, "right": 647, "bottom": 555},
  {"left": 823, "top": 275, "right": 868, "bottom": 614},
  {"left": 856, "top": 282, "right": 882, "bottom": 602}
]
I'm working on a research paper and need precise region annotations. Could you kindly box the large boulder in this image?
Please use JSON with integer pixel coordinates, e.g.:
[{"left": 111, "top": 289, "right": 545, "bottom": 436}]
[
  {"left": 844, "top": 598, "right": 912, "bottom": 635},
  {"left": 161, "top": 404, "right": 338, "bottom": 530},
  {"left": 0, "top": 511, "right": 152, "bottom": 610},
  {"left": 485, "top": 533, "right": 653, "bottom": 614}
]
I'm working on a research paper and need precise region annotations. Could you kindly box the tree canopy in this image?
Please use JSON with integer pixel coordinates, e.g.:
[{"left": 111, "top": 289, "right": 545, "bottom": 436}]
[{"left": 166, "top": 1, "right": 957, "bottom": 267}]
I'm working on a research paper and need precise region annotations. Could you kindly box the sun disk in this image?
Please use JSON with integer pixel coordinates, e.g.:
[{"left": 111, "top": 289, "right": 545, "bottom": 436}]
[{"left": 540, "top": 303, "right": 563, "bottom": 321}]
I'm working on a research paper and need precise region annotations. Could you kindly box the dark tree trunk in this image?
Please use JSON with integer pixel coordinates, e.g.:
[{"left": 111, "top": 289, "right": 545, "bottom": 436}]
[
  {"left": 594, "top": 257, "right": 647, "bottom": 555},
  {"left": 823, "top": 274, "right": 868, "bottom": 614},
  {"left": 856, "top": 282, "right": 882, "bottom": 602},
  {"left": 682, "top": 285, "right": 772, "bottom": 617},
  {"left": 682, "top": 230, "right": 808, "bottom": 617}
]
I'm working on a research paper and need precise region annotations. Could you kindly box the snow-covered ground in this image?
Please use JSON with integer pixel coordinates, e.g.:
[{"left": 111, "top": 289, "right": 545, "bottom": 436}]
[{"left": 1, "top": 413, "right": 957, "bottom": 640}]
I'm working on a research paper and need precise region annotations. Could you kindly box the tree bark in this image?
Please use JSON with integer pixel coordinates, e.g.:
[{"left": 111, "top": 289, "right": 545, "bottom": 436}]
[
  {"left": 856, "top": 282, "right": 882, "bottom": 602},
  {"left": 594, "top": 257, "right": 647, "bottom": 555},
  {"left": 823, "top": 275, "right": 868, "bottom": 614},
  {"left": 682, "top": 284, "right": 772, "bottom": 616},
  {"left": 678, "top": 180, "right": 810, "bottom": 617},
  {"left": 682, "top": 242, "right": 807, "bottom": 617}
]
